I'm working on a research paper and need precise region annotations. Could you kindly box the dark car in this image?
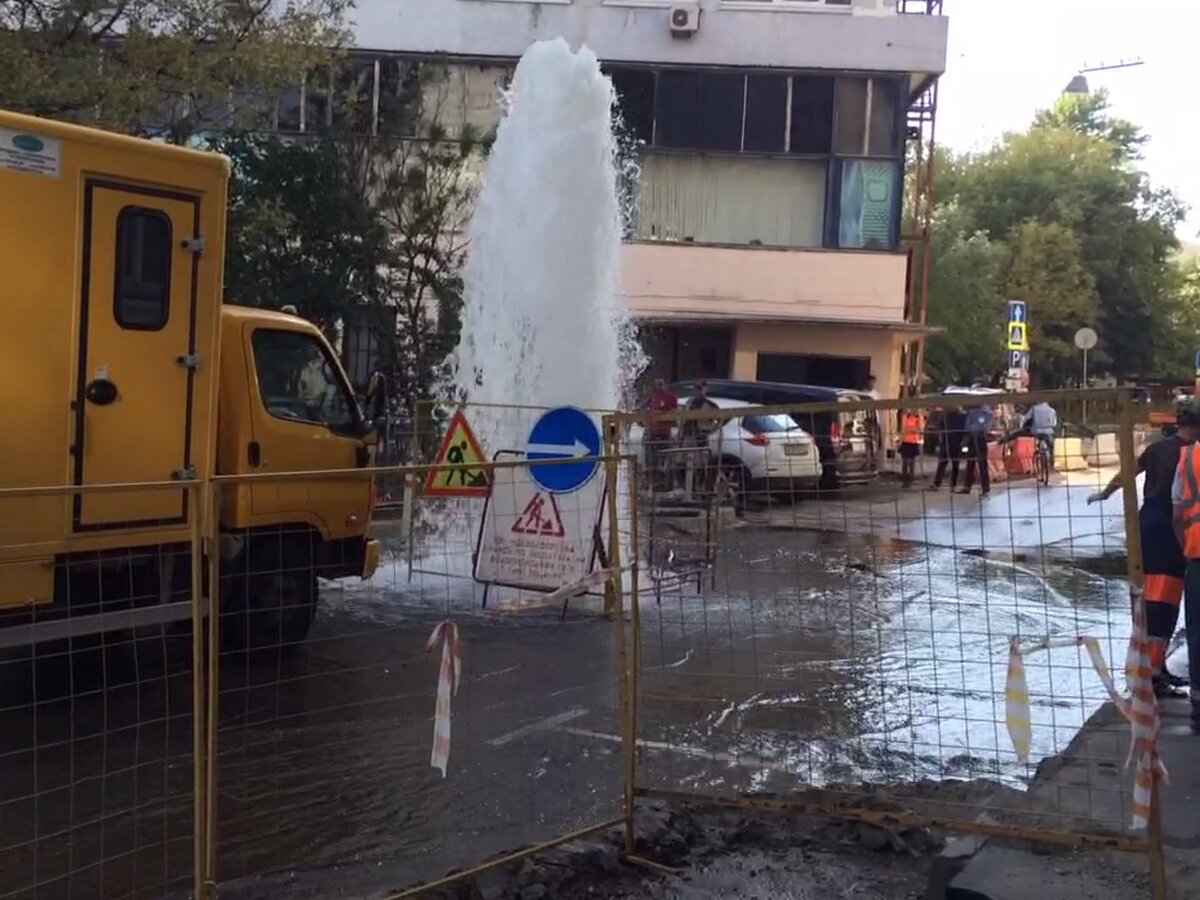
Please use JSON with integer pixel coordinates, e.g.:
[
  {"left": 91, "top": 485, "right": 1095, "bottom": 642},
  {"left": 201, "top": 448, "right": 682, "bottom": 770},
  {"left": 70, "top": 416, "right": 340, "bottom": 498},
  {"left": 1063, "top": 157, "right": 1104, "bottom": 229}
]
[{"left": 671, "top": 379, "right": 879, "bottom": 487}]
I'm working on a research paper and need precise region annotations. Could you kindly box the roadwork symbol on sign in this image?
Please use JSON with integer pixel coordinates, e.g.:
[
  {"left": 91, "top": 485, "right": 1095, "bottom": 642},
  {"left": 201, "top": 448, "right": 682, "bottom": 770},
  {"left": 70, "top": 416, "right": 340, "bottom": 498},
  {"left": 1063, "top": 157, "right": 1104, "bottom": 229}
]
[
  {"left": 511, "top": 493, "right": 566, "bottom": 538},
  {"left": 425, "top": 409, "right": 490, "bottom": 498}
]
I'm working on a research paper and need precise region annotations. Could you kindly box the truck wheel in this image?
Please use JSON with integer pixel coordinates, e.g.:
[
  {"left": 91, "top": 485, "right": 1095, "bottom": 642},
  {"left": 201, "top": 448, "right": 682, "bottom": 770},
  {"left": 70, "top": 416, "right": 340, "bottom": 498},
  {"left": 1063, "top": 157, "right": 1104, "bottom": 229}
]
[{"left": 222, "top": 540, "right": 318, "bottom": 652}]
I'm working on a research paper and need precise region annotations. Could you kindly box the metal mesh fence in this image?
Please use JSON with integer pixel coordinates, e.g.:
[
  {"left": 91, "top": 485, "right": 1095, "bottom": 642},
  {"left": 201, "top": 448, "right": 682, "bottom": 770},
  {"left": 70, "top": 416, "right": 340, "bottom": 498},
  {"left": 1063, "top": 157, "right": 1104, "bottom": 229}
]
[
  {"left": 207, "top": 455, "right": 629, "bottom": 897},
  {"left": 612, "top": 389, "right": 1160, "bottom": 857},
  {"left": 0, "top": 483, "right": 205, "bottom": 900}
]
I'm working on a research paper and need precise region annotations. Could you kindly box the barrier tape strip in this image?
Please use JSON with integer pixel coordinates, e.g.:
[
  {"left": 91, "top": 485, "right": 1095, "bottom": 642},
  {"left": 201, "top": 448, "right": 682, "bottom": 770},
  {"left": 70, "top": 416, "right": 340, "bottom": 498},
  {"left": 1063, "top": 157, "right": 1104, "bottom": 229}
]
[
  {"left": 426, "top": 621, "right": 462, "bottom": 778},
  {"left": 1004, "top": 587, "right": 1167, "bottom": 829}
]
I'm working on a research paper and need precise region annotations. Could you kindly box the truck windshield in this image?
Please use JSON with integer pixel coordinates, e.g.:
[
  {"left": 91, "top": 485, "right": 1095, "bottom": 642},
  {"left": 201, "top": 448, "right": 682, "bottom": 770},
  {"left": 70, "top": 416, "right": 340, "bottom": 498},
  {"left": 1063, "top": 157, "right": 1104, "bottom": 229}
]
[{"left": 252, "top": 329, "right": 359, "bottom": 432}]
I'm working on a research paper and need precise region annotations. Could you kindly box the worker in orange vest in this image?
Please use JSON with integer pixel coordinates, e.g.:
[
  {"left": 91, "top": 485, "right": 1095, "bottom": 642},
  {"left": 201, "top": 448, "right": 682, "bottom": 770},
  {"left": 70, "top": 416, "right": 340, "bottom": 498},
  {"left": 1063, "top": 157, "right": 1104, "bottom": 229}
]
[
  {"left": 1092, "top": 400, "right": 1200, "bottom": 697},
  {"left": 898, "top": 408, "right": 925, "bottom": 488},
  {"left": 1170, "top": 401, "right": 1200, "bottom": 730}
]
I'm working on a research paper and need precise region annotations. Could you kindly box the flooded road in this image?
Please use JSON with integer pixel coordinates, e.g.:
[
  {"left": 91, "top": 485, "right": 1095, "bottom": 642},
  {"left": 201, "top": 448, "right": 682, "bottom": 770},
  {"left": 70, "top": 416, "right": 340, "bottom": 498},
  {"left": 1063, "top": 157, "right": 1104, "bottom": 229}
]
[{"left": 0, "top": 480, "right": 1138, "bottom": 898}]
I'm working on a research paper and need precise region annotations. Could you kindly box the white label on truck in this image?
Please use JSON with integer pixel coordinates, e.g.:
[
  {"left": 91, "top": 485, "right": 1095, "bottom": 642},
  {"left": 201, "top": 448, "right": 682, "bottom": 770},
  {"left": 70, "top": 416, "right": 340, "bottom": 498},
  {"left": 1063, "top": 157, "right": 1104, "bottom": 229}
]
[
  {"left": 0, "top": 128, "right": 61, "bottom": 177},
  {"left": 95, "top": 364, "right": 109, "bottom": 380}
]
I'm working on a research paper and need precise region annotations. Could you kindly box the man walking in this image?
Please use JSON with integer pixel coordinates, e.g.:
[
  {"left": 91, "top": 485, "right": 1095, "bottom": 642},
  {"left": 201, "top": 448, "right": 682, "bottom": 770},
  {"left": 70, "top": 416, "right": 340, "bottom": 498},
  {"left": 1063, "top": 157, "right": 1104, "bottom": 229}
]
[
  {"left": 958, "top": 402, "right": 994, "bottom": 497},
  {"left": 1091, "top": 401, "right": 1200, "bottom": 697},
  {"left": 928, "top": 404, "right": 965, "bottom": 492}
]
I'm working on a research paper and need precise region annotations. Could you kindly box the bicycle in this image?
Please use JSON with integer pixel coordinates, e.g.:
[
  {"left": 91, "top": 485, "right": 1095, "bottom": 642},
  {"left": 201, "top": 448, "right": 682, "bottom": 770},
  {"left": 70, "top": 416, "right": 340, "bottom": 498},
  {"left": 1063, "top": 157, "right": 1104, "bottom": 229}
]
[{"left": 1032, "top": 436, "right": 1051, "bottom": 486}]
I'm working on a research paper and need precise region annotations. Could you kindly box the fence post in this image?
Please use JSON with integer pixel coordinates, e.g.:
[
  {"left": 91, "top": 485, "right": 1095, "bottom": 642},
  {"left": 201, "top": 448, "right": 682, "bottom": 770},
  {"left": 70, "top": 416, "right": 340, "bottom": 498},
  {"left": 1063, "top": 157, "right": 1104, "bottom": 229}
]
[
  {"left": 189, "top": 482, "right": 208, "bottom": 900},
  {"left": 1116, "top": 393, "right": 1167, "bottom": 900},
  {"left": 204, "top": 481, "right": 222, "bottom": 897}
]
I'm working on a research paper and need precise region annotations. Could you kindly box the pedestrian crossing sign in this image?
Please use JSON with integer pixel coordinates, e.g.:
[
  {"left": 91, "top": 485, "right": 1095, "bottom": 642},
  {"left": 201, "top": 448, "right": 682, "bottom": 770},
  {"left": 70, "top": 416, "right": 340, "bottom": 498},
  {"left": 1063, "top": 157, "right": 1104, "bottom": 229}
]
[
  {"left": 424, "top": 409, "right": 490, "bottom": 497},
  {"left": 1007, "top": 322, "right": 1029, "bottom": 352}
]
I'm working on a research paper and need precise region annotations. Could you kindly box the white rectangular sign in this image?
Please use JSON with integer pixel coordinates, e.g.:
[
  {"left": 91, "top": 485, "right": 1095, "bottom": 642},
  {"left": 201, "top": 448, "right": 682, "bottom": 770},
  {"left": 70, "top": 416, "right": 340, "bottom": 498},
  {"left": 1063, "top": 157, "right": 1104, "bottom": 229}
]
[
  {"left": 474, "top": 451, "right": 605, "bottom": 593},
  {"left": 0, "top": 128, "right": 61, "bottom": 178}
]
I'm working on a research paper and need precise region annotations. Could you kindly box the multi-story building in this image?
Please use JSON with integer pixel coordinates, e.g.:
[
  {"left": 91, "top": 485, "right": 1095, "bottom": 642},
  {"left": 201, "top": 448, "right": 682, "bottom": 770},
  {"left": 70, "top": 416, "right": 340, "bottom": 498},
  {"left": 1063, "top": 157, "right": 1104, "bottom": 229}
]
[{"left": 332, "top": 0, "right": 947, "bottom": 399}]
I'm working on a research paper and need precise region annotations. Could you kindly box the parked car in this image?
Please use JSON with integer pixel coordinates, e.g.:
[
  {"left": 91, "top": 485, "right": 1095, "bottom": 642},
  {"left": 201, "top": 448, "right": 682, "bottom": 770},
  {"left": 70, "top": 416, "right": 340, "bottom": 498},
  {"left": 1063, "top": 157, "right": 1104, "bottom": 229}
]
[
  {"left": 671, "top": 380, "right": 879, "bottom": 488},
  {"left": 629, "top": 398, "right": 821, "bottom": 501}
]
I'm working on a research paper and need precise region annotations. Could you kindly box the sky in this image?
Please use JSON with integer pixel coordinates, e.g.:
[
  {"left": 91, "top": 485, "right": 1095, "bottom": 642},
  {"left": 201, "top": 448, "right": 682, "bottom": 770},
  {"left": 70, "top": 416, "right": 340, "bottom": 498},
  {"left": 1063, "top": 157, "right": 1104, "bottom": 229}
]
[{"left": 936, "top": 0, "right": 1199, "bottom": 240}]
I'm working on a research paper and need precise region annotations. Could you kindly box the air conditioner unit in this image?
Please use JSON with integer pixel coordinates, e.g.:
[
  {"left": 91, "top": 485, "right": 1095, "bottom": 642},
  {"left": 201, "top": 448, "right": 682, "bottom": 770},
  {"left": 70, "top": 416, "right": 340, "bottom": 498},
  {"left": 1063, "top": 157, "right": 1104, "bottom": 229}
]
[{"left": 669, "top": 3, "right": 700, "bottom": 37}]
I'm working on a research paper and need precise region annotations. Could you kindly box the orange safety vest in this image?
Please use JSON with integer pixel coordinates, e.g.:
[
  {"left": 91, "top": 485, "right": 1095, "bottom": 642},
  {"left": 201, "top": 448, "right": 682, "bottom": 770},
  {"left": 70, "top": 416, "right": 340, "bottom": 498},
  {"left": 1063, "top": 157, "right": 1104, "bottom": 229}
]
[
  {"left": 901, "top": 413, "right": 924, "bottom": 445},
  {"left": 1177, "top": 443, "right": 1200, "bottom": 558}
]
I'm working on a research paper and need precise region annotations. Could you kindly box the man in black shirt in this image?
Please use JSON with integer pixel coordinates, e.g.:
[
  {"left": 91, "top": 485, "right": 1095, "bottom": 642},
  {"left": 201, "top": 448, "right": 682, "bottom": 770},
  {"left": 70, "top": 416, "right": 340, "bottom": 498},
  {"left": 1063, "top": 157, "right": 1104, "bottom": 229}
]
[{"left": 1090, "top": 405, "right": 1200, "bottom": 695}]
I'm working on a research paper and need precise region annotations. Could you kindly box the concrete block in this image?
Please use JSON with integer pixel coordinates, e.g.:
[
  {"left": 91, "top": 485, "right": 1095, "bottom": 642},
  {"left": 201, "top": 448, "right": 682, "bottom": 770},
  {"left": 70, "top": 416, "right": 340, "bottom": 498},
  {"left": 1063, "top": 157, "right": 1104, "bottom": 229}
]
[
  {"left": 1053, "top": 437, "right": 1088, "bottom": 471},
  {"left": 1086, "top": 433, "right": 1119, "bottom": 468}
]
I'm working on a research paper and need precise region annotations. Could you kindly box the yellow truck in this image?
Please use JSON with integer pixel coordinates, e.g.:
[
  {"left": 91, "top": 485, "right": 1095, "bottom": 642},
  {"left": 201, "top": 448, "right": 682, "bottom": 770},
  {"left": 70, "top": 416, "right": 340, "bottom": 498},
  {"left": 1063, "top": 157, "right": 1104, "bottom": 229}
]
[{"left": 0, "top": 110, "right": 380, "bottom": 649}]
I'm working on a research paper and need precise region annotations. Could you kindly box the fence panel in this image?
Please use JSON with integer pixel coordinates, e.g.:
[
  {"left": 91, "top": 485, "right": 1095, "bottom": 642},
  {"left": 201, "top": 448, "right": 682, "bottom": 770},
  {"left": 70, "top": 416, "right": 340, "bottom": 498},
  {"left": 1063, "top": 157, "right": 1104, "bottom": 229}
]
[
  {"left": 207, "top": 455, "right": 629, "bottom": 897},
  {"left": 616, "top": 390, "right": 1162, "bottom": 868},
  {"left": 0, "top": 483, "right": 205, "bottom": 900}
]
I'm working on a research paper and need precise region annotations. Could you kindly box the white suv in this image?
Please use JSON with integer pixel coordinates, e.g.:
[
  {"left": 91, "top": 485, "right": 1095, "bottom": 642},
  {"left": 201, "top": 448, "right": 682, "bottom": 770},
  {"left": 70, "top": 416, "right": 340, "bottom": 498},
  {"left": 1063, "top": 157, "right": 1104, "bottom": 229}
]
[{"left": 631, "top": 398, "right": 821, "bottom": 499}]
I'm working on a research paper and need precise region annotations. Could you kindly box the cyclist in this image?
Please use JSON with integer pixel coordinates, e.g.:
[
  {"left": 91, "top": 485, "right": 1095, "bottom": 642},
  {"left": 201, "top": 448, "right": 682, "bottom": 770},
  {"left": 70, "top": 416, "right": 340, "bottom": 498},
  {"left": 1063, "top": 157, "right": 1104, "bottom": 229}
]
[{"left": 1022, "top": 397, "right": 1058, "bottom": 469}]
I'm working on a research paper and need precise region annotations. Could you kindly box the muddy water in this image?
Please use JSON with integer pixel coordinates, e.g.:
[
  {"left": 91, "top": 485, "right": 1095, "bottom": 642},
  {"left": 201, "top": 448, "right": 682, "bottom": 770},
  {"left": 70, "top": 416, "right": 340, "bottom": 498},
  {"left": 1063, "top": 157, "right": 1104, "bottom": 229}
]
[{"left": 636, "top": 514, "right": 1131, "bottom": 798}]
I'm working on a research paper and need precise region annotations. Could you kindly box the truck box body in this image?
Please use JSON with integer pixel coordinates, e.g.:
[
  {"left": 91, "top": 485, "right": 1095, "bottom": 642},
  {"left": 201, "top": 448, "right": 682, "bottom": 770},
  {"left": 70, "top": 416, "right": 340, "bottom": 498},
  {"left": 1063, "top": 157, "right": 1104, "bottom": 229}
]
[
  {"left": 0, "top": 111, "right": 377, "bottom": 639},
  {"left": 0, "top": 112, "right": 227, "bottom": 609}
]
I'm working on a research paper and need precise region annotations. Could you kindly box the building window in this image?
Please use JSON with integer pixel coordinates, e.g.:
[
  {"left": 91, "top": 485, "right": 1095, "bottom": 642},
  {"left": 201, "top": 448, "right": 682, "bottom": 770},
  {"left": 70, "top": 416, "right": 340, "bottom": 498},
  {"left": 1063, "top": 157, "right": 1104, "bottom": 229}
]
[
  {"left": 654, "top": 70, "right": 745, "bottom": 152},
  {"left": 834, "top": 77, "right": 900, "bottom": 156},
  {"left": 303, "top": 69, "right": 330, "bottom": 132},
  {"left": 277, "top": 82, "right": 302, "bottom": 132},
  {"left": 609, "top": 67, "right": 655, "bottom": 144},
  {"left": 378, "top": 59, "right": 423, "bottom": 136},
  {"left": 789, "top": 76, "right": 835, "bottom": 154},
  {"left": 334, "top": 59, "right": 379, "bottom": 135},
  {"left": 114, "top": 207, "right": 172, "bottom": 332},
  {"left": 743, "top": 74, "right": 788, "bottom": 153},
  {"left": 834, "top": 158, "right": 899, "bottom": 249}
]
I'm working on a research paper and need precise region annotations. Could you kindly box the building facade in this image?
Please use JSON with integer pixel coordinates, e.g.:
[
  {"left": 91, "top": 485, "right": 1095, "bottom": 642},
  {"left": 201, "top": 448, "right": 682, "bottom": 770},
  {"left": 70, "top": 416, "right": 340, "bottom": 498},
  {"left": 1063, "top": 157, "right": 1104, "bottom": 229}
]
[{"left": 337, "top": 0, "right": 948, "bottom": 399}]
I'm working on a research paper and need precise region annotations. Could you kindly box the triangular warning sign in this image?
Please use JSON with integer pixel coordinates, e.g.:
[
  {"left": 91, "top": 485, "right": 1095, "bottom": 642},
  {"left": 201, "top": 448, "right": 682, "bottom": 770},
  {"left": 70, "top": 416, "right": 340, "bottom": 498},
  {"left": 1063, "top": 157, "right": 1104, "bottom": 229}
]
[
  {"left": 424, "top": 409, "right": 490, "bottom": 498},
  {"left": 511, "top": 492, "right": 566, "bottom": 538}
]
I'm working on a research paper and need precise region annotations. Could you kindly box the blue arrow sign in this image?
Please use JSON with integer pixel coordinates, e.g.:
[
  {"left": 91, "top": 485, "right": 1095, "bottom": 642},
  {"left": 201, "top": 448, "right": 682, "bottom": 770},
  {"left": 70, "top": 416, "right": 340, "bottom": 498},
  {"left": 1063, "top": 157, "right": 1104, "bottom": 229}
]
[
  {"left": 526, "top": 406, "right": 602, "bottom": 494},
  {"left": 1009, "top": 300, "right": 1027, "bottom": 324}
]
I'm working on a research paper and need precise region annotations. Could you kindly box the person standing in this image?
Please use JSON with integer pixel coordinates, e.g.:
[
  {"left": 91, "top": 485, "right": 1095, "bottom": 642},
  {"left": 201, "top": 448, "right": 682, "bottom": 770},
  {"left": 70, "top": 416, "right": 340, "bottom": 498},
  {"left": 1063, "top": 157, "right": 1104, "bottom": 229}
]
[
  {"left": 1090, "top": 402, "right": 1200, "bottom": 697},
  {"left": 928, "top": 404, "right": 965, "bottom": 492},
  {"left": 645, "top": 378, "right": 678, "bottom": 490},
  {"left": 898, "top": 408, "right": 924, "bottom": 487},
  {"left": 1168, "top": 404, "right": 1200, "bottom": 730},
  {"left": 958, "top": 402, "right": 994, "bottom": 497}
]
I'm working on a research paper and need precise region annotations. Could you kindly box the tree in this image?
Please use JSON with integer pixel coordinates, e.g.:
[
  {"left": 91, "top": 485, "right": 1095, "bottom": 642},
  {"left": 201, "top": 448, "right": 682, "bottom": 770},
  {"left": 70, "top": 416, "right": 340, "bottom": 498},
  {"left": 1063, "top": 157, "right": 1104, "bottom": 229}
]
[
  {"left": 1000, "top": 221, "right": 1100, "bottom": 386},
  {"left": 1033, "top": 89, "right": 1145, "bottom": 161},
  {"left": 216, "top": 132, "right": 389, "bottom": 335},
  {"left": 921, "top": 205, "right": 1007, "bottom": 387},
  {"left": 0, "top": 0, "right": 348, "bottom": 142},
  {"left": 932, "top": 109, "right": 1181, "bottom": 380},
  {"left": 1151, "top": 258, "right": 1200, "bottom": 383}
]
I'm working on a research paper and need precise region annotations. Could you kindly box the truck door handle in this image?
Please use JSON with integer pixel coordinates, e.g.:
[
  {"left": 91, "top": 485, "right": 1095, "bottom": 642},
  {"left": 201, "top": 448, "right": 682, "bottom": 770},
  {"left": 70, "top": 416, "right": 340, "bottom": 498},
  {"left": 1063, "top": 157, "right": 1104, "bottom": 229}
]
[
  {"left": 84, "top": 378, "right": 118, "bottom": 406},
  {"left": 248, "top": 441, "right": 262, "bottom": 467}
]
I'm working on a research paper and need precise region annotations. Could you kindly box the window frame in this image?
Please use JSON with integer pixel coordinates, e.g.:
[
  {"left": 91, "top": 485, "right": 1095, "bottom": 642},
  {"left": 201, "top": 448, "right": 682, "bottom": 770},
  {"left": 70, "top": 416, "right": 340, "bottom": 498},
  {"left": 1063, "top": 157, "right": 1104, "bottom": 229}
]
[
  {"left": 250, "top": 327, "right": 364, "bottom": 437},
  {"left": 113, "top": 205, "right": 173, "bottom": 333}
]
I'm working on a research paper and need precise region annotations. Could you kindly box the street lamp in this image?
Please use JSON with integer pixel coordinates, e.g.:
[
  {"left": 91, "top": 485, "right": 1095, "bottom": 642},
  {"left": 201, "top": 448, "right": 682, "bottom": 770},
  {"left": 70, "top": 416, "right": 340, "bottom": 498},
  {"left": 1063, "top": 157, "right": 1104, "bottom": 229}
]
[{"left": 1063, "top": 58, "right": 1145, "bottom": 95}]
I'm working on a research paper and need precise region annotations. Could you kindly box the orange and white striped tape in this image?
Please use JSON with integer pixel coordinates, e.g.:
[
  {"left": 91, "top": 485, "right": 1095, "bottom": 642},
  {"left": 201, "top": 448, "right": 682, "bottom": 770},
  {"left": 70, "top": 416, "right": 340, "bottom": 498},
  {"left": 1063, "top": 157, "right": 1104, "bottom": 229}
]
[
  {"left": 1004, "top": 588, "right": 1167, "bottom": 830},
  {"left": 426, "top": 621, "right": 462, "bottom": 778}
]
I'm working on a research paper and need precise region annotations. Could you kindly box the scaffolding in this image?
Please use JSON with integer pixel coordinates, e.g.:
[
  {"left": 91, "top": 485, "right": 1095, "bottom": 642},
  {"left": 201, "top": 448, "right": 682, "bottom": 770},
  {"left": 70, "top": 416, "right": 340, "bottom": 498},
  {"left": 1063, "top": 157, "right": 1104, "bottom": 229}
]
[{"left": 899, "top": 0, "right": 943, "bottom": 395}]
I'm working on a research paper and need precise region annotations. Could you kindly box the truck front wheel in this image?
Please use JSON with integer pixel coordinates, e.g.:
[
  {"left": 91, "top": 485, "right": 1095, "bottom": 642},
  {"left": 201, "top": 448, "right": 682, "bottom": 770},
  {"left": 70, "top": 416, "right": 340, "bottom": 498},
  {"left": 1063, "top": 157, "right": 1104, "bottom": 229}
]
[{"left": 221, "top": 537, "right": 318, "bottom": 651}]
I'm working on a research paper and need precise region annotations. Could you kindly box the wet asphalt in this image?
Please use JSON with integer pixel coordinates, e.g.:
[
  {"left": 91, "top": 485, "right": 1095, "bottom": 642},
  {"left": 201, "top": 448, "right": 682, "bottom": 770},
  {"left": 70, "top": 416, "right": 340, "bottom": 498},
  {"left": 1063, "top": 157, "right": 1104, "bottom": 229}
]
[{"left": 0, "top": 479, "right": 1138, "bottom": 899}]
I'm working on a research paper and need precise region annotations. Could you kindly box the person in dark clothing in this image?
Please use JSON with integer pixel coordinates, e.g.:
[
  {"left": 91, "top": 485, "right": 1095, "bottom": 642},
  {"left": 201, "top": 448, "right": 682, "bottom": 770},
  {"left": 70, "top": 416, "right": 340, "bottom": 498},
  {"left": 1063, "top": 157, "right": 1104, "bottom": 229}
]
[
  {"left": 1089, "top": 405, "right": 1200, "bottom": 696},
  {"left": 927, "top": 405, "right": 965, "bottom": 492},
  {"left": 959, "top": 404, "right": 994, "bottom": 497}
]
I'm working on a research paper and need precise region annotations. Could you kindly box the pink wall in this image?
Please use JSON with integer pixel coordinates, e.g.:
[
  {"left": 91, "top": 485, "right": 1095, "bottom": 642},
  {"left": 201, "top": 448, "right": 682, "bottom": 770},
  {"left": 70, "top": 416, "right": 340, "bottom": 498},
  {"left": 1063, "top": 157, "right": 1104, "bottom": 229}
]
[{"left": 621, "top": 241, "right": 909, "bottom": 325}]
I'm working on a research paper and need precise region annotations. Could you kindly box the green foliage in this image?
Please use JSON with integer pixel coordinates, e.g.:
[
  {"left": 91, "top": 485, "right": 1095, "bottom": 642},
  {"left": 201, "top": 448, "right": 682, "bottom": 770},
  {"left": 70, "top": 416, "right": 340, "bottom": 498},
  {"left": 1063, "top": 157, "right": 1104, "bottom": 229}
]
[
  {"left": 921, "top": 90, "right": 1185, "bottom": 385},
  {"left": 1001, "top": 221, "right": 1099, "bottom": 385},
  {"left": 0, "top": 0, "right": 348, "bottom": 142},
  {"left": 216, "top": 64, "right": 484, "bottom": 433},
  {"left": 216, "top": 132, "right": 389, "bottom": 333}
]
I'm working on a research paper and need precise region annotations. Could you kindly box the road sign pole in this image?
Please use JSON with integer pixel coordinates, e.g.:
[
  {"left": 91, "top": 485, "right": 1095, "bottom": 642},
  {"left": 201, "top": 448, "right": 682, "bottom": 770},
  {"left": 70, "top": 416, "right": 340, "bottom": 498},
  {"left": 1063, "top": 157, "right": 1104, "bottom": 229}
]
[{"left": 1082, "top": 347, "right": 1089, "bottom": 424}]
